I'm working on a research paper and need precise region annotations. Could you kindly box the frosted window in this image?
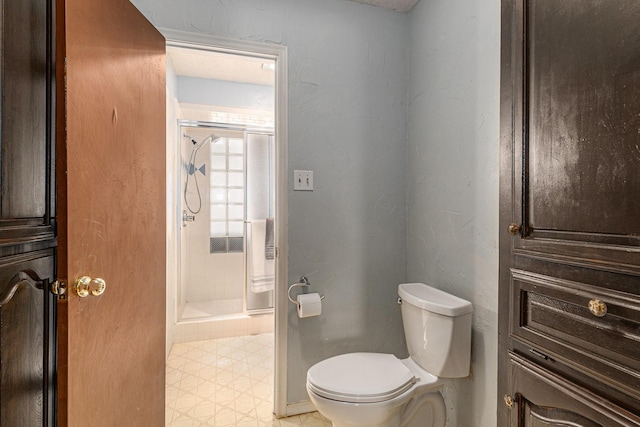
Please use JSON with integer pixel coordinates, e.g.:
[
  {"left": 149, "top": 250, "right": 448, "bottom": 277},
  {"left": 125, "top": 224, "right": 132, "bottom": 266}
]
[
  {"left": 228, "top": 156, "right": 243, "bottom": 171},
  {"left": 211, "top": 188, "right": 226, "bottom": 203},
  {"left": 228, "top": 172, "right": 243, "bottom": 187},
  {"left": 228, "top": 221, "right": 243, "bottom": 236},
  {"left": 228, "top": 138, "right": 244, "bottom": 154},
  {"left": 210, "top": 221, "right": 226, "bottom": 236},
  {"left": 210, "top": 139, "right": 226, "bottom": 153},
  {"left": 211, "top": 205, "right": 226, "bottom": 220},
  {"left": 228, "top": 189, "right": 244, "bottom": 204},
  {"left": 207, "top": 136, "right": 246, "bottom": 247},
  {"left": 228, "top": 205, "right": 244, "bottom": 219},
  {"left": 211, "top": 172, "right": 226, "bottom": 187},
  {"left": 211, "top": 156, "right": 226, "bottom": 170}
]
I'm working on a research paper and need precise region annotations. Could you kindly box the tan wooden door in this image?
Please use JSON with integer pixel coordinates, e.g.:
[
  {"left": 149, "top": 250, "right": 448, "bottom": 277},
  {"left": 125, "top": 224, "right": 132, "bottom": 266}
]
[{"left": 55, "top": 0, "right": 166, "bottom": 424}]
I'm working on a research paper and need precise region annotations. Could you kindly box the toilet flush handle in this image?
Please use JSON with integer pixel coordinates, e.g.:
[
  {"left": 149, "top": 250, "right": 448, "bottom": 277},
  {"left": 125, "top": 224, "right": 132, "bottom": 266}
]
[{"left": 397, "top": 297, "right": 402, "bottom": 305}]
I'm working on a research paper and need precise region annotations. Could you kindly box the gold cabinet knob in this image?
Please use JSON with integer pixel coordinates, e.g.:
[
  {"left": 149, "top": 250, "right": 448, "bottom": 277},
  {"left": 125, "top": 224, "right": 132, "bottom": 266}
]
[
  {"left": 508, "top": 223, "right": 520, "bottom": 235},
  {"left": 504, "top": 394, "right": 515, "bottom": 408},
  {"left": 588, "top": 299, "right": 607, "bottom": 317},
  {"left": 74, "top": 276, "right": 106, "bottom": 298},
  {"left": 51, "top": 280, "right": 67, "bottom": 297}
]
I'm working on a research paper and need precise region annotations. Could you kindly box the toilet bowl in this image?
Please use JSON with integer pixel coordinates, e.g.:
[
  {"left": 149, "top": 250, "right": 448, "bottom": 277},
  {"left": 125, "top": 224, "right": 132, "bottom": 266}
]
[
  {"left": 307, "top": 354, "right": 446, "bottom": 427},
  {"left": 306, "top": 283, "right": 472, "bottom": 427}
]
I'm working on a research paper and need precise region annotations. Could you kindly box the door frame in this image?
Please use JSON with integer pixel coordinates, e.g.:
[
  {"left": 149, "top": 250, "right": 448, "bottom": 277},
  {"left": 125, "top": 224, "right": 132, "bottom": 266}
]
[
  {"left": 498, "top": 0, "right": 515, "bottom": 424},
  {"left": 160, "top": 29, "right": 289, "bottom": 417}
]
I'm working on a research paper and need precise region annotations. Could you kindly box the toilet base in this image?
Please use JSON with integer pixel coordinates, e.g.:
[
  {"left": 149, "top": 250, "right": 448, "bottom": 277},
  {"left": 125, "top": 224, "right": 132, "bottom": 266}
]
[
  {"left": 398, "top": 389, "right": 445, "bottom": 427},
  {"left": 308, "top": 385, "right": 412, "bottom": 427},
  {"left": 310, "top": 388, "right": 446, "bottom": 427}
]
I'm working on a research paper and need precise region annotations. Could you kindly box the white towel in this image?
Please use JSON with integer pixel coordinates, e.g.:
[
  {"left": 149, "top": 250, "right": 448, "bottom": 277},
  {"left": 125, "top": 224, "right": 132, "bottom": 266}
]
[
  {"left": 249, "top": 219, "right": 275, "bottom": 293},
  {"left": 265, "top": 218, "right": 275, "bottom": 260}
]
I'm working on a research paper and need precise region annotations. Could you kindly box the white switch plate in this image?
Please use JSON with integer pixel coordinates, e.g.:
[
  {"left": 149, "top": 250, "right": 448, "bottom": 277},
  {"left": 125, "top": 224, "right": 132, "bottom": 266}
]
[{"left": 294, "top": 170, "right": 313, "bottom": 191}]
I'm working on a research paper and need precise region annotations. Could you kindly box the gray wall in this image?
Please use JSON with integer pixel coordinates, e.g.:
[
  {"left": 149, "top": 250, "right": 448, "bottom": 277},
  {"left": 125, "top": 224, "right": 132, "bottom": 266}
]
[
  {"left": 177, "top": 76, "right": 274, "bottom": 111},
  {"left": 408, "top": 1, "right": 500, "bottom": 426},
  {"left": 131, "top": 0, "right": 409, "bottom": 405},
  {"left": 136, "top": 0, "right": 502, "bottom": 423}
]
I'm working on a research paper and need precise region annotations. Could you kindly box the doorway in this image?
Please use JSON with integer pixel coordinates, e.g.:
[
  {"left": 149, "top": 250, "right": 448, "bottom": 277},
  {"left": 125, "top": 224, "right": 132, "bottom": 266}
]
[{"left": 162, "top": 31, "right": 289, "bottom": 422}]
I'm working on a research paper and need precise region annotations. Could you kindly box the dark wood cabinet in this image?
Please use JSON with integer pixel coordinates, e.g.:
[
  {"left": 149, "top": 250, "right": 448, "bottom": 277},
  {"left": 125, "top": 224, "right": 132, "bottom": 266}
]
[
  {"left": 500, "top": 1, "right": 640, "bottom": 425},
  {"left": 509, "top": 354, "right": 638, "bottom": 427},
  {"left": 0, "top": 0, "right": 57, "bottom": 425}
]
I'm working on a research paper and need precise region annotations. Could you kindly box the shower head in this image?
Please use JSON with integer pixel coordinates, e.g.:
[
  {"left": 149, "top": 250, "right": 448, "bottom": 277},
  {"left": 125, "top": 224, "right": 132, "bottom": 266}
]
[
  {"left": 191, "top": 134, "right": 222, "bottom": 151},
  {"left": 185, "top": 133, "right": 222, "bottom": 149},
  {"left": 183, "top": 133, "right": 198, "bottom": 145}
]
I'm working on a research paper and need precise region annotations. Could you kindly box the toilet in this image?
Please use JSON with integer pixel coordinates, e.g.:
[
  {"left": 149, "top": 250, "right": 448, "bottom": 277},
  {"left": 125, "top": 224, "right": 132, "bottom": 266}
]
[{"left": 306, "top": 283, "right": 473, "bottom": 427}]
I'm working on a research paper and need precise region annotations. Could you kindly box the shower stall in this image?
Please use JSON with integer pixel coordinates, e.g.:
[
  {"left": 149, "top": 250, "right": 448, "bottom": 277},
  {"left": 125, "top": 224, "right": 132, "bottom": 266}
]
[{"left": 175, "top": 120, "right": 274, "bottom": 341}]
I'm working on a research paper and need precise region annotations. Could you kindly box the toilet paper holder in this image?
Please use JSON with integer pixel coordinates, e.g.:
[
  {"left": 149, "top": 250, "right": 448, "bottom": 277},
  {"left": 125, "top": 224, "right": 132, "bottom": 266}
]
[{"left": 288, "top": 276, "right": 325, "bottom": 304}]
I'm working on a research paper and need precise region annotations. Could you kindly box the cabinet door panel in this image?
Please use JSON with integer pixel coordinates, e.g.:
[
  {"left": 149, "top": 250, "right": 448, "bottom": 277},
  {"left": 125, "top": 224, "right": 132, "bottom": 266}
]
[
  {"left": 523, "top": 403, "right": 601, "bottom": 427},
  {"left": 510, "top": 268, "right": 640, "bottom": 400},
  {"left": 525, "top": 2, "right": 640, "bottom": 237},
  {"left": 0, "top": 0, "right": 55, "bottom": 253},
  {"left": 0, "top": 251, "right": 56, "bottom": 426},
  {"left": 1, "top": 0, "right": 51, "bottom": 220},
  {"left": 509, "top": 353, "right": 640, "bottom": 427}
]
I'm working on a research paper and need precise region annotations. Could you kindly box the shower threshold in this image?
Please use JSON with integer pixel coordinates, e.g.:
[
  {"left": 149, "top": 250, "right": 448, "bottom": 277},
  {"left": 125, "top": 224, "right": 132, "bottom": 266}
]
[
  {"left": 174, "top": 306, "right": 274, "bottom": 342},
  {"left": 180, "top": 298, "right": 273, "bottom": 322}
]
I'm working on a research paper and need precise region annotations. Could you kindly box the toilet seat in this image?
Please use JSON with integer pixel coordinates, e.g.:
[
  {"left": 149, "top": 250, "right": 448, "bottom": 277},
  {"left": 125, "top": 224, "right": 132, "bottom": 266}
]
[{"left": 306, "top": 353, "right": 417, "bottom": 404}]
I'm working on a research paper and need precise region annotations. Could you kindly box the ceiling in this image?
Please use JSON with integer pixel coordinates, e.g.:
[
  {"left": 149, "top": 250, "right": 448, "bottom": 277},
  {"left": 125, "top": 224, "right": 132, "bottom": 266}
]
[
  {"left": 348, "top": 0, "right": 419, "bottom": 12},
  {"left": 167, "top": 47, "right": 275, "bottom": 86}
]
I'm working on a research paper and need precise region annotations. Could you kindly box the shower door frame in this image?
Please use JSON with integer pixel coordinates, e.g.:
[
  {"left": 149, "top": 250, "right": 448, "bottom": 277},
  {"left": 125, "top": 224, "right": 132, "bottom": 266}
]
[
  {"left": 243, "top": 130, "right": 276, "bottom": 313},
  {"left": 177, "top": 121, "right": 275, "bottom": 316},
  {"left": 163, "top": 30, "right": 290, "bottom": 417}
]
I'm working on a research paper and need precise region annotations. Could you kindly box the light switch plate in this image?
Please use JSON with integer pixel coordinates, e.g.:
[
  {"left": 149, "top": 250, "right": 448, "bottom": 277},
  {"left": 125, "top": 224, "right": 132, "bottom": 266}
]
[{"left": 294, "top": 170, "right": 313, "bottom": 191}]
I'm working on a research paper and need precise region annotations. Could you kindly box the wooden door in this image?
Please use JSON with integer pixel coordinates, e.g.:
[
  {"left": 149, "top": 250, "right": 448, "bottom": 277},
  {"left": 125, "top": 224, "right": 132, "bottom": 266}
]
[
  {"left": 56, "top": 0, "right": 166, "bottom": 425},
  {"left": 499, "top": 1, "right": 640, "bottom": 426},
  {"left": 0, "top": 0, "right": 57, "bottom": 425}
]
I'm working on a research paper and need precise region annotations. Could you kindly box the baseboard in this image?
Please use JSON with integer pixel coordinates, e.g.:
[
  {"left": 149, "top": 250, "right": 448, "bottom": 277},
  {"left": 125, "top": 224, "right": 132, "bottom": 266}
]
[{"left": 283, "top": 400, "right": 316, "bottom": 417}]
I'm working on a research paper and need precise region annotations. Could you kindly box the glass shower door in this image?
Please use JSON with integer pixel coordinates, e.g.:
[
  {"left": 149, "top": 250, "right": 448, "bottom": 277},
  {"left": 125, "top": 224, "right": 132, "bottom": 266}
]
[{"left": 245, "top": 132, "right": 275, "bottom": 312}]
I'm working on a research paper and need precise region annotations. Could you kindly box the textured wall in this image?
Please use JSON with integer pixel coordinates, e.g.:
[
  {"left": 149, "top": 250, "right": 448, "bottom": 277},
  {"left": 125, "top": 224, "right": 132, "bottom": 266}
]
[
  {"left": 131, "top": 0, "right": 409, "bottom": 405},
  {"left": 177, "top": 76, "right": 274, "bottom": 111},
  {"left": 408, "top": 1, "right": 500, "bottom": 426}
]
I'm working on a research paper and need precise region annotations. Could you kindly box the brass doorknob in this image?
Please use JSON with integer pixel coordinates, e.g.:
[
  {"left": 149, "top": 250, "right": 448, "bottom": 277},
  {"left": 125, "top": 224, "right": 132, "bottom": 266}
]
[
  {"left": 588, "top": 299, "right": 607, "bottom": 317},
  {"left": 74, "top": 276, "right": 106, "bottom": 298}
]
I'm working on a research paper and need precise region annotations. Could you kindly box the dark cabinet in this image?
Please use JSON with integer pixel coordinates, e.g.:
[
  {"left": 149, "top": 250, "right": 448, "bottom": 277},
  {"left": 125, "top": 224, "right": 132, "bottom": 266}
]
[
  {"left": 0, "top": 0, "right": 57, "bottom": 425},
  {"left": 500, "top": 1, "right": 640, "bottom": 425},
  {"left": 509, "top": 354, "right": 638, "bottom": 427}
]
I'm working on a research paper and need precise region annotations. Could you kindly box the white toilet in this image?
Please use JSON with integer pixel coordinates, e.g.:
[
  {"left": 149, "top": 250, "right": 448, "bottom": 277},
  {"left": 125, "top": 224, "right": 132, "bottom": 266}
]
[{"left": 306, "top": 283, "right": 473, "bottom": 427}]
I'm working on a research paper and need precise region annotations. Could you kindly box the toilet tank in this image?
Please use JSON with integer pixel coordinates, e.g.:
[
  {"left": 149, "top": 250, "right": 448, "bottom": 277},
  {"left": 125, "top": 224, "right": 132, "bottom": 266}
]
[{"left": 398, "top": 283, "right": 473, "bottom": 378}]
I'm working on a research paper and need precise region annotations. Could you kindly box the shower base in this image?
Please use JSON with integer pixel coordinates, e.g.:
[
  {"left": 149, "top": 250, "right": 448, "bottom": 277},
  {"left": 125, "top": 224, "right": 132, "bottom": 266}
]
[
  {"left": 174, "top": 301, "right": 273, "bottom": 343},
  {"left": 181, "top": 298, "right": 243, "bottom": 319}
]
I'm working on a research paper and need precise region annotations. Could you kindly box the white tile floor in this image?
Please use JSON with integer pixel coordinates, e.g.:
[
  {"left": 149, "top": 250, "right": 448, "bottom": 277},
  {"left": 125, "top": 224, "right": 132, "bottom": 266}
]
[{"left": 166, "top": 333, "right": 331, "bottom": 427}]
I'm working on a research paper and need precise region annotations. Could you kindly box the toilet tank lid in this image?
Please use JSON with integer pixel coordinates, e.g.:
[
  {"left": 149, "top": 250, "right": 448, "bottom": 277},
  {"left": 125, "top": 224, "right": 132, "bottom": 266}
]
[{"left": 398, "top": 283, "right": 473, "bottom": 316}]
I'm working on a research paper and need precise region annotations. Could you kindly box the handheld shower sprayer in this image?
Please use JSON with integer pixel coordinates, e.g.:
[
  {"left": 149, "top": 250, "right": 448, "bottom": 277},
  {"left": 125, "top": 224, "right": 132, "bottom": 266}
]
[{"left": 183, "top": 133, "right": 222, "bottom": 216}]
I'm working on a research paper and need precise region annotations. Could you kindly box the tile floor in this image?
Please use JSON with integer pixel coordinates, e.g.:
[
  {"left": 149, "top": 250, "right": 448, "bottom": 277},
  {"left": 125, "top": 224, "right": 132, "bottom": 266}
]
[{"left": 166, "top": 333, "right": 331, "bottom": 426}]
